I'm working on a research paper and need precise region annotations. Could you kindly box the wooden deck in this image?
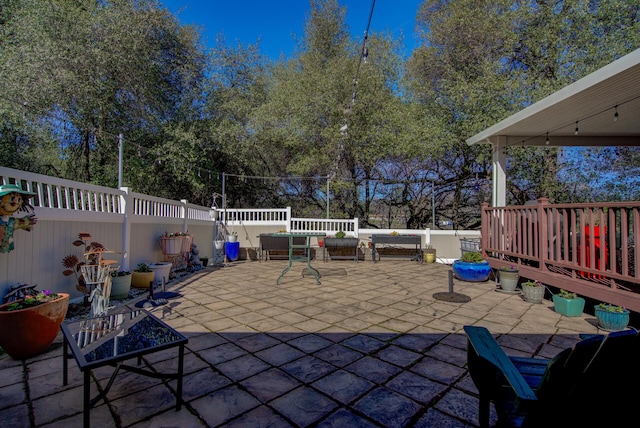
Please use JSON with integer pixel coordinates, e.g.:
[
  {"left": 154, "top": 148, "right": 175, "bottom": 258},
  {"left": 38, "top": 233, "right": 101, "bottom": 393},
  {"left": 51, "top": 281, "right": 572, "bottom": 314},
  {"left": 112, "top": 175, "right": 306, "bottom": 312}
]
[{"left": 481, "top": 198, "right": 640, "bottom": 312}]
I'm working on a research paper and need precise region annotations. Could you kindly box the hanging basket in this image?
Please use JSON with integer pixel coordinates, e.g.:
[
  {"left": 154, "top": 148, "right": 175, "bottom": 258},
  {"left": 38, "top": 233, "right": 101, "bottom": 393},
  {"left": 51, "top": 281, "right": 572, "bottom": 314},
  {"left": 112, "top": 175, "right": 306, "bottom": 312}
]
[{"left": 160, "top": 236, "right": 184, "bottom": 255}]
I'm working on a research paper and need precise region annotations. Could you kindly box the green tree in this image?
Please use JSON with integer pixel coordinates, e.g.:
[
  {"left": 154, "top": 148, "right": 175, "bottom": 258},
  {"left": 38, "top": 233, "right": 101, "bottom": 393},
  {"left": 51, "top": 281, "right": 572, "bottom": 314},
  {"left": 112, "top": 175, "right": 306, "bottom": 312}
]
[{"left": 0, "top": 0, "right": 207, "bottom": 195}]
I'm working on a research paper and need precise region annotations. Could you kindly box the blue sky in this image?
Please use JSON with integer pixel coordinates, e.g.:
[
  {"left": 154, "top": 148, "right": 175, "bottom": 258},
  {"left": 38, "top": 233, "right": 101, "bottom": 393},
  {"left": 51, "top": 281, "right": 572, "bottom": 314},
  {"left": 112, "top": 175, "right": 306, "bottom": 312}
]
[{"left": 160, "top": 0, "right": 423, "bottom": 59}]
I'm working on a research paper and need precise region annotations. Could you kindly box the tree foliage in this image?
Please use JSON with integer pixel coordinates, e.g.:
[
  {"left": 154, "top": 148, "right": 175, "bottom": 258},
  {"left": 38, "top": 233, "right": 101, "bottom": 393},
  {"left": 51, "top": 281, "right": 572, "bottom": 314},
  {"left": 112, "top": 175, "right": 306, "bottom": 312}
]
[{"left": 1, "top": 0, "right": 638, "bottom": 224}]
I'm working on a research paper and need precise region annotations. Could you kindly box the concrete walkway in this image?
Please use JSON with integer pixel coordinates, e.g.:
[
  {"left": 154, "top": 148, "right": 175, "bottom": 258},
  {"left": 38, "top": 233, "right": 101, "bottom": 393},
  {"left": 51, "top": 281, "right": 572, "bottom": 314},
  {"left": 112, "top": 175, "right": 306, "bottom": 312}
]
[{"left": 0, "top": 259, "right": 601, "bottom": 427}]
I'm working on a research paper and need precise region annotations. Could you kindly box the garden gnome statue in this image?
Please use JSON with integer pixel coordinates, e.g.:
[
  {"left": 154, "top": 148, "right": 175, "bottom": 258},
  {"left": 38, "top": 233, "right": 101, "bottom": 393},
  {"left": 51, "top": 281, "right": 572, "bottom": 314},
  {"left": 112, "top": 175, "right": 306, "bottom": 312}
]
[{"left": 0, "top": 184, "right": 37, "bottom": 253}]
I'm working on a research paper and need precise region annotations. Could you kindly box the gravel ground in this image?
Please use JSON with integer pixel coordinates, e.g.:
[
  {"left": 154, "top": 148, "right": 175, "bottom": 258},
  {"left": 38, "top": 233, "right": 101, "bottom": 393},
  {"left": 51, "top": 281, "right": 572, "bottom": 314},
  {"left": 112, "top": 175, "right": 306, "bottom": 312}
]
[{"left": 63, "top": 266, "right": 204, "bottom": 322}]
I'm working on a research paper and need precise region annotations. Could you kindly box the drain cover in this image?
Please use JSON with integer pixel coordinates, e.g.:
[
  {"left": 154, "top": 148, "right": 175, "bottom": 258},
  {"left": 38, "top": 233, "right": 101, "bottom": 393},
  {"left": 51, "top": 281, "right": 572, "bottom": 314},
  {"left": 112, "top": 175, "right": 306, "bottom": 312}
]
[{"left": 432, "top": 292, "right": 471, "bottom": 303}]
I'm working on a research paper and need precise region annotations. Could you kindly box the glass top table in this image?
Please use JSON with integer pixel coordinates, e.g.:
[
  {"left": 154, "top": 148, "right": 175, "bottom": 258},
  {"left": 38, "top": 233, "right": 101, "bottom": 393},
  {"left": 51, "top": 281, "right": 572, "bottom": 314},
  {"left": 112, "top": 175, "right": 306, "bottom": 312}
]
[{"left": 61, "top": 308, "right": 188, "bottom": 428}]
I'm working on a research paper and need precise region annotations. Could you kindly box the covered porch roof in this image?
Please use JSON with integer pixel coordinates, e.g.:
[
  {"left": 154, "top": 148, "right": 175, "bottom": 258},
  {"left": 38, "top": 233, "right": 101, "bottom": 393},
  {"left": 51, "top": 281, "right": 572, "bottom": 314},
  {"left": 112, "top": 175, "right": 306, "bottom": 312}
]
[
  {"left": 467, "top": 48, "right": 640, "bottom": 148},
  {"left": 465, "top": 48, "right": 640, "bottom": 206}
]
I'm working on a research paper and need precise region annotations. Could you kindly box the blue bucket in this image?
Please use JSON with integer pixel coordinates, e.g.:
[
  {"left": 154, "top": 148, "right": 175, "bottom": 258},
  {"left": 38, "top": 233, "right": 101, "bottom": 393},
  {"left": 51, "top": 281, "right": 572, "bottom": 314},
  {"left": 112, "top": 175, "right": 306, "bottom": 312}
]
[{"left": 224, "top": 242, "right": 240, "bottom": 261}]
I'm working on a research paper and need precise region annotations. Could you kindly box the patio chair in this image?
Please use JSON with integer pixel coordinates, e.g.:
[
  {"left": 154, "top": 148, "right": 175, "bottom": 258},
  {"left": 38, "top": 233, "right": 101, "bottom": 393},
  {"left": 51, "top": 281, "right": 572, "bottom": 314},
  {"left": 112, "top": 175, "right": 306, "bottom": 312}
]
[{"left": 464, "top": 325, "right": 639, "bottom": 427}]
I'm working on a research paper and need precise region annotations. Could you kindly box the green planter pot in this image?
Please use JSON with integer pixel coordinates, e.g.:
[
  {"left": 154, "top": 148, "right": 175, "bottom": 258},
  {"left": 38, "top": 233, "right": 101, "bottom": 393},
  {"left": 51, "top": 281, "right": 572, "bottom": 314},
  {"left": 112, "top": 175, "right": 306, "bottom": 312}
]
[
  {"left": 552, "top": 294, "right": 585, "bottom": 317},
  {"left": 594, "top": 305, "right": 630, "bottom": 331},
  {"left": 110, "top": 273, "right": 132, "bottom": 299}
]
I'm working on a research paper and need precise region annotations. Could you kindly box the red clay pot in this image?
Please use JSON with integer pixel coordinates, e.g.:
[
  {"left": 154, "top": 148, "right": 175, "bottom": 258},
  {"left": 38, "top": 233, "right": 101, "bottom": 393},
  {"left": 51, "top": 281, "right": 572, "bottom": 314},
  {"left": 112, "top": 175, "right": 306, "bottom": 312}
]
[{"left": 0, "top": 293, "right": 69, "bottom": 360}]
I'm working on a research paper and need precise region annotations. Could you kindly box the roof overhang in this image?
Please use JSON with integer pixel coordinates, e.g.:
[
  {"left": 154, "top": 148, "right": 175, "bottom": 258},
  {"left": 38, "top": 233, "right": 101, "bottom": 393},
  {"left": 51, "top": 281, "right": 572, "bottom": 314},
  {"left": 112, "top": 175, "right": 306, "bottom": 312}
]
[{"left": 466, "top": 48, "right": 640, "bottom": 147}]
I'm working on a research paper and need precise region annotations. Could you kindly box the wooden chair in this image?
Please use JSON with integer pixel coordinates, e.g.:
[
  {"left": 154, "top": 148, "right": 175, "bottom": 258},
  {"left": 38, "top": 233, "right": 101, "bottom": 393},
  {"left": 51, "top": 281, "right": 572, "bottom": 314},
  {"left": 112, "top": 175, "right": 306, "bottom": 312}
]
[{"left": 464, "top": 325, "right": 639, "bottom": 427}]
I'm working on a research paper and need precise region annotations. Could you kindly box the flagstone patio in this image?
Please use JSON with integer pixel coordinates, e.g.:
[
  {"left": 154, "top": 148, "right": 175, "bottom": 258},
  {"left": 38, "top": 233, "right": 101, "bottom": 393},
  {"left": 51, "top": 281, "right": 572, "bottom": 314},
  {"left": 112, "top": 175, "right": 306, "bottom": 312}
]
[{"left": 0, "top": 259, "right": 600, "bottom": 427}]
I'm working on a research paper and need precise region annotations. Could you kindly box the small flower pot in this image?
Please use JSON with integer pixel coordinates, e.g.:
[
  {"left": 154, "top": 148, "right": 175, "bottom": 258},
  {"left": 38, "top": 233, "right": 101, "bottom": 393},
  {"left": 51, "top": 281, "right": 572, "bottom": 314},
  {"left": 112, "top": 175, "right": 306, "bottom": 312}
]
[
  {"left": 522, "top": 284, "right": 545, "bottom": 303},
  {"left": 552, "top": 294, "right": 585, "bottom": 317},
  {"left": 424, "top": 248, "right": 437, "bottom": 263},
  {"left": 594, "top": 305, "right": 630, "bottom": 331},
  {"left": 110, "top": 273, "right": 132, "bottom": 299},
  {"left": 132, "top": 271, "right": 155, "bottom": 289},
  {"left": 498, "top": 269, "right": 519, "bottom": 292}
]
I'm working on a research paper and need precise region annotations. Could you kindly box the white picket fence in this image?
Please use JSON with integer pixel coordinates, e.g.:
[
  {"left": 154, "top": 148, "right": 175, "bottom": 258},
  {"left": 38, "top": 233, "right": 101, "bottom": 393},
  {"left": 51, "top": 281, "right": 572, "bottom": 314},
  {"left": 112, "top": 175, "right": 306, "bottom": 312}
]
[{"left": 1, "top": 167, "right": 478, "bottom": 302}]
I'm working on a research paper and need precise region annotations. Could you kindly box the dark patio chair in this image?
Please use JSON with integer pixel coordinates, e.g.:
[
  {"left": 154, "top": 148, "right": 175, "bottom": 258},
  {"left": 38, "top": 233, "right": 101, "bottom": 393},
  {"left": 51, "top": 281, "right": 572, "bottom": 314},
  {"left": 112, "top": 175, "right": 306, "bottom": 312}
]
[{"left": 464, "top": 325, "right": 639, "bottom": 427}]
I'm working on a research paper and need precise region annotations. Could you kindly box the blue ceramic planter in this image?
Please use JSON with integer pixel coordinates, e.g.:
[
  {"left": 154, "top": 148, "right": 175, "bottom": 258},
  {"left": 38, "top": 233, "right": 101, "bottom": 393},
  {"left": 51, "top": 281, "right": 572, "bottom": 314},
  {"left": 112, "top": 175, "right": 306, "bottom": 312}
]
[
  {"left": 452, "top": 260, "right": 492, "bottom": 282},
  {"left": 594, "top": 305, "right": 629, "bottom": 331}
]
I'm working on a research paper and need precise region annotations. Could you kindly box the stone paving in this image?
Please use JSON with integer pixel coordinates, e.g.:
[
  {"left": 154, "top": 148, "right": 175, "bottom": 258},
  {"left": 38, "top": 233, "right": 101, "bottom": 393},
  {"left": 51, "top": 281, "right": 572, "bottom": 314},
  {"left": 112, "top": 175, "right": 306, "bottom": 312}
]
[{"left": 0, "top": 259, "right": 602, "bottom": 427}]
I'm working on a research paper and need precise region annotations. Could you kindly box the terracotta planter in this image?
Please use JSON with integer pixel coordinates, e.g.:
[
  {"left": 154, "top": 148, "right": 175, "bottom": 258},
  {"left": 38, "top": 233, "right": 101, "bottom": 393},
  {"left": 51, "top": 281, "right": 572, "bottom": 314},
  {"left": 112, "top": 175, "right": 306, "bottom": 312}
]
[
  {"left": 0, "top": 293, "right": 69, "bottom": 360},
  {"left": 161, "top": 236, "right": 184, "bottom": 255},
  {"left": 132, "top": 271, "right": 154, "bottom": 289}
]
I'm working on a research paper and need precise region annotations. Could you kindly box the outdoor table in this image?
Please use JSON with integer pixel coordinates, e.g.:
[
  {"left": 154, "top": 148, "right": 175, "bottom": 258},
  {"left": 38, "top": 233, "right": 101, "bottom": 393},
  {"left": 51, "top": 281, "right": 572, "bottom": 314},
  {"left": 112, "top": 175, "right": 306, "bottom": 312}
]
[
  {"left": 61, "top": 308, "right": 188, "bottom": 428},
  {"left": 272, "top": 232, "right": 326, "bottom": 284}
]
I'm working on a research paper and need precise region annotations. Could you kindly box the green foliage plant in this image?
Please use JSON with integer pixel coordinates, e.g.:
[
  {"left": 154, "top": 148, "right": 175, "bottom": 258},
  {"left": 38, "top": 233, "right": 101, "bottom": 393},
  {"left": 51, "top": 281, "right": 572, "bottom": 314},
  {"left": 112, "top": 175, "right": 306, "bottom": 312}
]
[
  {"left": 522, "top": 280, "right": 543, "bottom": 288},
  {"left": 557, "top": 289, "right": 577, "bottom": 299},
  {"left": 335, "top": 230, "right": 346, "bottom": 238},
  {"left": 460, "top": 251, "right": 484, "bottom": 263},
  {"left": 2, "top": 289, "right": 61, "bottom": 312},
  {"left": 596, "top": 303, "right": 626, "bottom": 313},
  {"left": 135, "top": 263, "right": 151, "bottom": 273}
]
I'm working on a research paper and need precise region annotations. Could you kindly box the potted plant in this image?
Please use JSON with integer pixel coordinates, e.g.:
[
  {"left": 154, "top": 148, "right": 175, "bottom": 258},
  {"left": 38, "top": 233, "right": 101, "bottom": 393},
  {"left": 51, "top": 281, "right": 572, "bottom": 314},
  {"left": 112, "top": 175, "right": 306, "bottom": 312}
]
[
  {"left": 160, "top": 231, "right": 189, "bottom": 255},
  {"left": 148, "top": 261, "right": 172, "bottom": 285},
  {"left": 452, "top": 251, "right": 492, "bottom": 282},
  {"left": 552, "top": 289, "right": 585, "bottom": 317},
  {"left": 424, "top": 244, "right": 437, "bottom": 263},
  {"left": 522, "top": 280, "right": 545, "bottom": 303},
  {"left": 498, "top": 265, "right": 519, "bottom": 292},
  {"left": 594, "top": 303, "right": 629, "bottom": 331},
  {"left": 0, "top": 285, "right": 69, "bottom": 359},
  {"left": 109, "top": 270, "right": 132, "bottom": 299},
  {"left": 132, "top": 263, "right": 154, "bottom": 289}
]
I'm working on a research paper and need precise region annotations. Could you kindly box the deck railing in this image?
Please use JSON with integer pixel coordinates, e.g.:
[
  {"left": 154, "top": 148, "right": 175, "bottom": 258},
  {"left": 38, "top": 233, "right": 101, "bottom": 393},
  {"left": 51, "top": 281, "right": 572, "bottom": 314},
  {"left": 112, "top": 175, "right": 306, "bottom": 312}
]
[{"left": 481, "top": 198, "right": 640, "bottom": 311}]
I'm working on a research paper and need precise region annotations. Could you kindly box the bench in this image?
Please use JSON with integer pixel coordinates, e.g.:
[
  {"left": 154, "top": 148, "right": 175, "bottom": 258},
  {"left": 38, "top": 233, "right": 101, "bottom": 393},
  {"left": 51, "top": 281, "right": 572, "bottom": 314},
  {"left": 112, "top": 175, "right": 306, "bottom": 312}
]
[
  {"left": 464, "top": 325, "right": 639, "bottom": 427},
  {"left": 371, "top": 234, "right": 422, "bottom": 262}
]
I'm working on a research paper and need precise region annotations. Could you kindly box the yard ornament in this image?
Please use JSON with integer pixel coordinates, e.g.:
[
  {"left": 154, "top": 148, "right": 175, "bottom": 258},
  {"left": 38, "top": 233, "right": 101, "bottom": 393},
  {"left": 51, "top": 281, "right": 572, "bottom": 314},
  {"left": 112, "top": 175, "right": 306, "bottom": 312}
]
[{"left": 0, "top": 184, "right": 37, "bottom": 253}]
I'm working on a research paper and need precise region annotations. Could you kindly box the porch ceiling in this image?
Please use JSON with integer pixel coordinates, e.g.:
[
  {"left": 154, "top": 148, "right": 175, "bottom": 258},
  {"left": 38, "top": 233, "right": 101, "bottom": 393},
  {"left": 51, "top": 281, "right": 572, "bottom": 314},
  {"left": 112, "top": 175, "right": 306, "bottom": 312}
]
[{"left": 467, "top": 48, "right": 640, "bottom": 147}]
